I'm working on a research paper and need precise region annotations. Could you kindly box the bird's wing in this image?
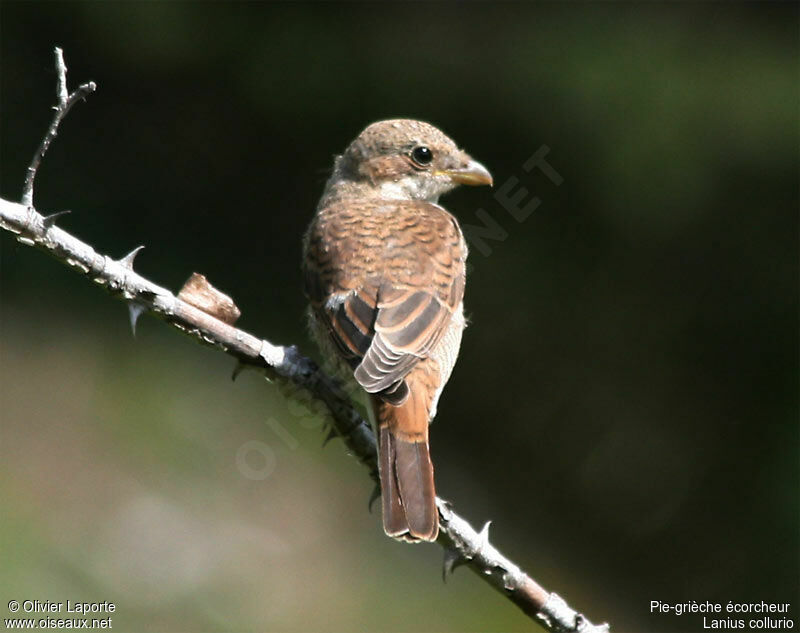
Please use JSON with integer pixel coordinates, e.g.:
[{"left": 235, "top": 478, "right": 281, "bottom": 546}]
[{"left": 303, "top": 200, "right": 465, "bottom": 404}]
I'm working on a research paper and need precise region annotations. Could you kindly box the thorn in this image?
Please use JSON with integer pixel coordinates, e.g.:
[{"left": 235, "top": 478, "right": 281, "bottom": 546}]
[
  {"left": 42, "top": 209, "right": 71, "bottom": 229},
  {"left": 119, "top": 245, "right": 145, "bottom": 270},
  {"left": 322, "top": 427, "right": 338, "bottom": 447},
  {"left": 477, "top": 520, "right": 492, "bottom": 549},
  {"left": 128, "top": 302, "right": 146, "bottom": 337},
  {"left": 442, "top": 547, "right": 466, "bottom": 582},
  {"left": 367, "top": 484, "right": 381, "bottom": 513},
  {"left": 231, "top": 361, "right": 245, "bottom": 382}
]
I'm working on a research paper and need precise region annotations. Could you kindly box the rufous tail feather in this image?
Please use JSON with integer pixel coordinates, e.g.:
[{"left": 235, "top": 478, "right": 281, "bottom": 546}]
[{"left": 372, "top": 389, "right": 438, "bottom": 542}]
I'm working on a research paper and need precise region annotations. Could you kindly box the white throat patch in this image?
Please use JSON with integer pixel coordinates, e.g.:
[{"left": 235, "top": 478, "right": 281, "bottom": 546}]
[{"left": 376, "top": 176, "right": 447, "bottom": 204}]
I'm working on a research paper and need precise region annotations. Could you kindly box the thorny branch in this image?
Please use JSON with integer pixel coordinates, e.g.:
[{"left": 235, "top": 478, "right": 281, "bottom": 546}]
[{"left": 0, "top": 48, "right": 609, "bottom": 633}]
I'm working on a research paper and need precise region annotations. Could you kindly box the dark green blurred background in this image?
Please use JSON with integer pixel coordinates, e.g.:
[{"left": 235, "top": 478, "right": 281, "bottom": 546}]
[{"left": 1, "top": 3, "right": 797, "bottom": 632}]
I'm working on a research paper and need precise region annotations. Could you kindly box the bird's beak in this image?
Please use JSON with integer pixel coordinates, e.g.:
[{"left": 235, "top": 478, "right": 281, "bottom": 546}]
[{"left": 438, "top": 159, "right": 493, "bottom": 187}]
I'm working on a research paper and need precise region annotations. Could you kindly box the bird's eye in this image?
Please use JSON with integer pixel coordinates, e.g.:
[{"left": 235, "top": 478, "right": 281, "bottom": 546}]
[{"left": 411, "top": 146, "right": 433, "bottom": 166}]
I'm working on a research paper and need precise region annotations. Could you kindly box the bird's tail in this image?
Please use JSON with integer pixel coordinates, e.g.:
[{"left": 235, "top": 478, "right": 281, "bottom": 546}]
[{"left": 371, "top": 385, "right": 438, "bottom": 542}]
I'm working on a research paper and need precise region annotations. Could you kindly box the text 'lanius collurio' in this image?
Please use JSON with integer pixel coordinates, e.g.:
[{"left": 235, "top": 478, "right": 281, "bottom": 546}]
[{"left": 303, "top": 120, "right": 492, "bottom": 541}]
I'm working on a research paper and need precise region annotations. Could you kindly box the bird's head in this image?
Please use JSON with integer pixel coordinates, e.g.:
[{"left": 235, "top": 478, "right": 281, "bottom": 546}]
[{"left": 335, "top": 119, "right": 492, "bottom": 203}]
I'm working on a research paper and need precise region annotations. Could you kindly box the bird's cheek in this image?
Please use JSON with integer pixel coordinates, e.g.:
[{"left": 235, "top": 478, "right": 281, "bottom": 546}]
[{"left": 368, "top": 156, "right": 411, "bottom": 182}]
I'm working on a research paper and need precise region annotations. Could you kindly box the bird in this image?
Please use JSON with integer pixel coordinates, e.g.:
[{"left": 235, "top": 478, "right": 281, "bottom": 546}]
[{"left": 302, "top": 119, "right": 492, "bottom": 542}]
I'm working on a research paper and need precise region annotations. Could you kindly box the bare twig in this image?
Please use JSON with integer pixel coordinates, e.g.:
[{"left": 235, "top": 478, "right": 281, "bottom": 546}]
[
  {"left": 0, "top": 50, "right": 609, "bottom": 633},
  {"left": 21, "top": 47, "right": 96, "bottom": 208}
]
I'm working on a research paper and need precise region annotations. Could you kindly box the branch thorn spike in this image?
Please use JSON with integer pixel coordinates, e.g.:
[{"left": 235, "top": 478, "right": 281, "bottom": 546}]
[
  {"left": 322, "top": 427, "right": 338, "bottom": 447},
  {"left": 442, "top": 547, "right": 466, "bottom": 582},
  {"left": 119, "top": 245, "right": 145, "bottom": 270},
  {"left": 478, "top": 520, "right": 492, "bottom": 548},
  {"left": 42, "top": 209, "right": 71, "bottom": 229},
  {"left": 367, "top": 484, "right": 381, "bottom": 513},
  {"left": 231, "top": 361, "right": 245, "bottom": 382},
  {"left": 128, "top": 302, "right": 146, "bottom": 337}
]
